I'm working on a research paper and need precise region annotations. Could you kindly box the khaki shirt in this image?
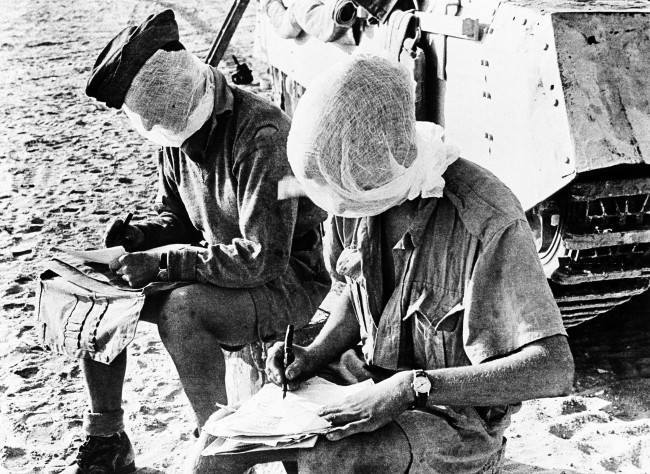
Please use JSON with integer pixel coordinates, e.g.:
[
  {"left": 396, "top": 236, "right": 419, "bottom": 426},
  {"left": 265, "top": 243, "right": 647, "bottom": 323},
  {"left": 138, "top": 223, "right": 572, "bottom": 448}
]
[{"left": 326, "top": 158, "right": 567, "bottom": 472}]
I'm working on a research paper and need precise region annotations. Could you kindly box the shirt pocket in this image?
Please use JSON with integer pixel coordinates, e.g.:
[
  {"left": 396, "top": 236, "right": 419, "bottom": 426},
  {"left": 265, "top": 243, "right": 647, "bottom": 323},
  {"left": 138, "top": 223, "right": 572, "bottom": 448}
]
[{"left": 406, "top": 282, "right": 462, "bottom": 369}]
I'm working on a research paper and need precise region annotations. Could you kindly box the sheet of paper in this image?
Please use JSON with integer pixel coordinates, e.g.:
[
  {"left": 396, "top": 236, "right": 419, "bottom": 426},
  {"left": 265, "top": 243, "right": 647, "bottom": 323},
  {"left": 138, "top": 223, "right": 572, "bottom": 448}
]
[
  {"left": 226, "top": 433, "right": 317, "bottom": 447},
  {"left": 204, "top": 377, "right": 374, "bottom": 439},
  {"left": 62, "top": 246, "right": 126, "bottom": 265},
  {"left": 202, "top": 435, "right": 318, "bottom": 456}
]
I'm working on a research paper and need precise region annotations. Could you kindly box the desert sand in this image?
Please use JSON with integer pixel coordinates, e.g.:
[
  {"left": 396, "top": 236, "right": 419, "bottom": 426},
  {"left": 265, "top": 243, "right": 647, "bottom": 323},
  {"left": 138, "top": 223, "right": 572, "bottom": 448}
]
[{"left": 0, "top": 0, "right": 648, "bottom": 473}]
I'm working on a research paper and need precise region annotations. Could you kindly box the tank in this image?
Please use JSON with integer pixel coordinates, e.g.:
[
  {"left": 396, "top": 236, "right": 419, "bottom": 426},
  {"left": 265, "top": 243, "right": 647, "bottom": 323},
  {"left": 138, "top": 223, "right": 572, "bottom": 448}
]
[{"left": 256, "top": 0, "right": 650, "bottom": 326}]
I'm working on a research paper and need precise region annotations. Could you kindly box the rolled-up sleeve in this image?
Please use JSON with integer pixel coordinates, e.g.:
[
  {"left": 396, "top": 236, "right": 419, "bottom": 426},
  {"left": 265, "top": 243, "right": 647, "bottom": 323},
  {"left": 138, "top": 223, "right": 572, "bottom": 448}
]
[
  {"left": 323, "top": 215, "right": 346, "bottom": 283},
  {"left": 167, "top": 126, "right": 298, "bottom": 287},
  {"left": 463, "top": 219, "right": 567, "bottom": 365}
]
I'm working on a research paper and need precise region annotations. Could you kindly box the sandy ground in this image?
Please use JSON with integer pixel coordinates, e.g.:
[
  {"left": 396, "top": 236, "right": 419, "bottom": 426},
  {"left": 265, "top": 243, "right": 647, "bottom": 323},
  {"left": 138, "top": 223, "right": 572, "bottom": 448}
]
[{"left": 0, "top": 0, "right": 648, "bottom": 473}]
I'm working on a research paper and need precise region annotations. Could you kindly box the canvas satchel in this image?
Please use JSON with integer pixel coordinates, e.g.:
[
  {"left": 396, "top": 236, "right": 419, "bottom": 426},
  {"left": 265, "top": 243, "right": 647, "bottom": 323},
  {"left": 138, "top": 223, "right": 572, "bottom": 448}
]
[{"left": 37, "top": 258, "right": 186, "bottom": 365}]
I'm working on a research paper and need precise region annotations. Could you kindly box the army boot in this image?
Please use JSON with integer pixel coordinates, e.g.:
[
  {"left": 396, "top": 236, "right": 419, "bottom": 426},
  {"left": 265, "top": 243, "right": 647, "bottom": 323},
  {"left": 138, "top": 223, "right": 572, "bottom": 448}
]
[{"left": 64, "top": 431, "right": 135, "bottom": 474}]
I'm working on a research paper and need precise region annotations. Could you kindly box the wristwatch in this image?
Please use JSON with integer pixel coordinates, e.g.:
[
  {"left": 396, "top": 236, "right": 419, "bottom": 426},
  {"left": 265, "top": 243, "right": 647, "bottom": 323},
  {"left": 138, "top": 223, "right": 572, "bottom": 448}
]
[
  {"left": 157, "top": 252, "right": 168, "bottom": 281},
  {"left": 411, "top": 369, "right": 431, "bottom": 409}
]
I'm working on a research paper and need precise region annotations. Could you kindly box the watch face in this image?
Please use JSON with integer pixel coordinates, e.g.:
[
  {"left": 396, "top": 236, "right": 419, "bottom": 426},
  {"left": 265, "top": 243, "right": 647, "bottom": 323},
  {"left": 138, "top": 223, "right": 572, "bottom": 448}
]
[{"left": 414, "top": 375, "right": 431, "bottom": 394}]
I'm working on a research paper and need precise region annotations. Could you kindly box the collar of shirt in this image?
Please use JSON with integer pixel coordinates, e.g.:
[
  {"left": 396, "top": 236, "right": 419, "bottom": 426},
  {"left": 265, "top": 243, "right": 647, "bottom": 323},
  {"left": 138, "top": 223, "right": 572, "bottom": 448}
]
[{"left": 180, "top": 68, "right": 234, "bottom": 163}]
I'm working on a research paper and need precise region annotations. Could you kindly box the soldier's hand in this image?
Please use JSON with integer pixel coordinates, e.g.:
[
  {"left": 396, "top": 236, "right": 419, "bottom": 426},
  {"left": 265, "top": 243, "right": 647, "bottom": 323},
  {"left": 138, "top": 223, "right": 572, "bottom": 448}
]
[
  {"left": 110, "top": 251, "right": 159, "bottom": 287},
  {"left": 104, "top": 218, "right": 144, "bottom": 251},
  {"left": 318, "top": 371, "right": 412, "bottom": 441},
  {"left": 265, "top": 342, "right": 315, "bottom": 391}
]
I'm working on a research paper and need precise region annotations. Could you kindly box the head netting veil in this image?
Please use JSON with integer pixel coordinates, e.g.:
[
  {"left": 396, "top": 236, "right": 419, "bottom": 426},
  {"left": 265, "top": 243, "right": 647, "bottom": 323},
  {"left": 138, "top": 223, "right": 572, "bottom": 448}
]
[
  {"left": 123, "top": 49, "right": 215, "bottom": 141},
  {"left": 287, "top": 54, "right": 459, "bottom": 217}
]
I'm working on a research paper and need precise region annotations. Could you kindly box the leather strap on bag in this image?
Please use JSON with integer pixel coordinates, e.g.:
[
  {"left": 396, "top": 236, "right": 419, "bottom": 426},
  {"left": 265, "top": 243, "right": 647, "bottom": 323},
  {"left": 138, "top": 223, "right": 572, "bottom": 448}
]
[
  {"left": 43, "top": 258, "right": 188, "bottom": 297},
  {"left": 43, "top": 259, "right": 138, "bottom": 297}
]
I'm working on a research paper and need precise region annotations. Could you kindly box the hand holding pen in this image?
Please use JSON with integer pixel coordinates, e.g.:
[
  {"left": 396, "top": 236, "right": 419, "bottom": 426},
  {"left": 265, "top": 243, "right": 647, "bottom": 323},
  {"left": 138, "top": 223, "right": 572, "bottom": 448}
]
[
  {"left": 104, "top": 210, "right": 144, "bottom": 251},
  {"left": 265, "top": 330, "right": 314, "bottom": 393}
]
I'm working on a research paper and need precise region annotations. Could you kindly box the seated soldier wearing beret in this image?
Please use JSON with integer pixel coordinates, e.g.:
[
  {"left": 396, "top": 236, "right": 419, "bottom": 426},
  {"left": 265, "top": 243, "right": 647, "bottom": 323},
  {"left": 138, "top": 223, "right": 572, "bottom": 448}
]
[
  {"left": 65, "top": 10, "right": 330, "bottom": 474},
  {"left": 193, "top": 55, "right": 575, "bottom": 473}
]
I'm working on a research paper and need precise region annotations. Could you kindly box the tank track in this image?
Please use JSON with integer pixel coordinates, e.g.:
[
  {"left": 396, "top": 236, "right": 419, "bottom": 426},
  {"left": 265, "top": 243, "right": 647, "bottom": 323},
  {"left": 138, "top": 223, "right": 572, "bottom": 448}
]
[{"left": 552, "top": 175, "right": 650, "bottom": 326}]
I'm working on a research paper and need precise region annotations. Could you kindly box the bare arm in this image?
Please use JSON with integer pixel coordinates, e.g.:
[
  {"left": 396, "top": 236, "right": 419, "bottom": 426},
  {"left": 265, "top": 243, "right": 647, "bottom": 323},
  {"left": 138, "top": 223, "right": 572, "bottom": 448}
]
[
  {"left": 267, "top": 212, "right": 361, "bottom": 385},
  {"left": 424, "top": 334, "right": 574, "bottom": 407},
  {"left": 305, "top": 286, "right": 361, "bottom": 368},
  {"left": 320, "top": 333, "right": 574, "bottom": 441},
  {"left": 266, "top": 285, "right": 360, "bottom": 387}
]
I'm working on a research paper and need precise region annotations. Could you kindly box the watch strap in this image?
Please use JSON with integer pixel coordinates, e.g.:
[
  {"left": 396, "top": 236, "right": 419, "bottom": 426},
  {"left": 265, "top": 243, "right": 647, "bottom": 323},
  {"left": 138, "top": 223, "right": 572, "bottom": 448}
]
[{"left": 412, "top": 369, "right": 430, "bottom": 409}]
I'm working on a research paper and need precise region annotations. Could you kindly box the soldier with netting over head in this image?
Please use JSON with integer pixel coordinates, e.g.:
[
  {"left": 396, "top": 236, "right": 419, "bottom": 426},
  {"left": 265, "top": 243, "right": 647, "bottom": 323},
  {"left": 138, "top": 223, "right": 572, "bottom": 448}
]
[{"left": 194, "top": 54, "right": 575, "bottom": 474}]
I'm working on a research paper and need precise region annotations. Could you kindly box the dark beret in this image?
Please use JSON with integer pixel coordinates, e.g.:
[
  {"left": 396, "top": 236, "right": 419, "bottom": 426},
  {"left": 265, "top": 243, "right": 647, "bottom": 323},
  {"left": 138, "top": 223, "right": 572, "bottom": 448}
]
[{"left": 86, "top": 9, "right": 185, "bottom": 109}]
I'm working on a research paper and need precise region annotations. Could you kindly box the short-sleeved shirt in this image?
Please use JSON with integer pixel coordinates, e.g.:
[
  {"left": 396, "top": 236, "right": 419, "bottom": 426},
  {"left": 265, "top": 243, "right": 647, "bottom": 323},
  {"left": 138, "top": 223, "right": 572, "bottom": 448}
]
[{"left": 326, "top": 158, "right": 567, "bottom": 472}]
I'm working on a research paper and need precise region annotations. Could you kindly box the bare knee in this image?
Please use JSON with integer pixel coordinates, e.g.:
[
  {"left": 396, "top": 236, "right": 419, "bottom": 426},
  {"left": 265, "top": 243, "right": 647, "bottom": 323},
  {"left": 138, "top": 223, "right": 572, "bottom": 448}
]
[
  {"left": 157, "top": 284, "right": 257, "bottom": 346},
  {"left": 157, "top": 285, "right": 203, "bottom": 342}
]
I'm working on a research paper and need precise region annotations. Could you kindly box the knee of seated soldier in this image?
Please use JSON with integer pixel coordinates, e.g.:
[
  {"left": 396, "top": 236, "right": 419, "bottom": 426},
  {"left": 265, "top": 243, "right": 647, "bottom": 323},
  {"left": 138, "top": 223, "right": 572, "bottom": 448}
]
[
  {"left": 158, "top": 284, "right": 255, "bottom": 341},
  {"left": 156, "top": 285, "right": 215, "bottom": 338},
  {"left": 162, "top": 285, "right": 205, "bottom": 318}
]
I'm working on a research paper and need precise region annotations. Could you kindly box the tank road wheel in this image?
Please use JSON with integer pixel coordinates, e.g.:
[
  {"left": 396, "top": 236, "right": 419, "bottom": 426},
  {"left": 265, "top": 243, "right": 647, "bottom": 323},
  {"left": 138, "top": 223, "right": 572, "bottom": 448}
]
[{"left": 526, "top": 197, "right": 566, "bottom": 278}]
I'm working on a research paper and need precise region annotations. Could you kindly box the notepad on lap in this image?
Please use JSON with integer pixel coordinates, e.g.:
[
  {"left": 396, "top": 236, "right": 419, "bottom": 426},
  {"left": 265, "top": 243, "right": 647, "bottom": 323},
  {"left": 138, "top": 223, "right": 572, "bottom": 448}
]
[
  {"left": 202, "top": 376, "right": 374, "bottom": 455},
  {"left": 62, "top": 246, "right": 126, "bottom": 265}
]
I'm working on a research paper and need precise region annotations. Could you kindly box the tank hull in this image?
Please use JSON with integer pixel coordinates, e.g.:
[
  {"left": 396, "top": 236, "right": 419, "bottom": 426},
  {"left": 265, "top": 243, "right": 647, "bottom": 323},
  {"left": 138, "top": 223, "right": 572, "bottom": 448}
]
[{"left": 257, "top": 0, "right": 650, "bottom": 325}]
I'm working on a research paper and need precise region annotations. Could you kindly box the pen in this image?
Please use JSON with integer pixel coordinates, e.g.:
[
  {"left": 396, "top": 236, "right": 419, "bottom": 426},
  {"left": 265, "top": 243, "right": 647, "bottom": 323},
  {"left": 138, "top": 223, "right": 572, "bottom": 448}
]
[{"left": 283, "top": 324, "right": 294, "bottom": 399}]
